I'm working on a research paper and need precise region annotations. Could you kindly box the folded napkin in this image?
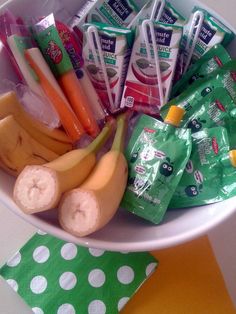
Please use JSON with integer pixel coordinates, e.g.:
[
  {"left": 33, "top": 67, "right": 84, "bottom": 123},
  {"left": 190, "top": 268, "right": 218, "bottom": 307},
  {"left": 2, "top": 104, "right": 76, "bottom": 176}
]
[{"left": 0, "top": 231, "right": 158, "bottom": 314}]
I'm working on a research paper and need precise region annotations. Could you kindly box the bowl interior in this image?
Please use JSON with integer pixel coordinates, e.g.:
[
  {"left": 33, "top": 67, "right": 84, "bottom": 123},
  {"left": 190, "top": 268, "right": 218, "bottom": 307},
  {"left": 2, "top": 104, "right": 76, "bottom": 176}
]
[{"left": 0, "top": 0, "right": 236, "bottom": 252}]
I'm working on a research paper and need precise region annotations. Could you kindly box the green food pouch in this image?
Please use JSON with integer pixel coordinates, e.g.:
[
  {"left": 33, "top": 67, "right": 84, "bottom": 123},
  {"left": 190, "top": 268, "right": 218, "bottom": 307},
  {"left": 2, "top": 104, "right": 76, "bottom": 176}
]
[
  {"left": 169, "top": 126, "right": 236, "bottom": 208},
  {"left": 175, "top": 87, "right": 236, "bottom": 148},
  {"left": 172, "top": 44, "right": 231, "bottom": 97},
  {"left": 121, "top": 106, "right": 192, "bottom": 224},
  {"left": 161, "top": 60, "right": 236, "bottom": 122}
]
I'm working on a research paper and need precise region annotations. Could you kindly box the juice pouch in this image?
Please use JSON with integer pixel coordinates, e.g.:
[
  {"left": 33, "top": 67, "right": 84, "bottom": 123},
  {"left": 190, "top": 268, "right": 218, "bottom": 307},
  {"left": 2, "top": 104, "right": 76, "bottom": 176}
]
[
  {"left": 179, "top": 88, "right": 236, "bottom": 148},
  {"left": 128, "top": 0, "right": 165, "bottom": 29},
  {"left": 159, "top": 1, "right": 186, "bottom": 27},
  {"left": 161, "top": 60, "right": 236, "bottom": 123},
  {"left": 83, "top": 22, "right": 134, "bottom": 114},
  {"left": 183, "top": 6, "right": 234, "bottom": 65},
  {"left": 129, "top": 0, "right": 186, "bottom": 30},
  {"left": 172, "top": 44, "right": 231, "bottom": 97},
  {"left": 169, "top": 127, "right": 236, "bottom": 208},
  {"left": 120, "top": 21, "right": 182, "bottom": 115},
  {"left": 70, "top": 0, "right": 140, "bottom": 31},
  {"left": 121, "top": 106, "right": 192, "bottom": 224}
]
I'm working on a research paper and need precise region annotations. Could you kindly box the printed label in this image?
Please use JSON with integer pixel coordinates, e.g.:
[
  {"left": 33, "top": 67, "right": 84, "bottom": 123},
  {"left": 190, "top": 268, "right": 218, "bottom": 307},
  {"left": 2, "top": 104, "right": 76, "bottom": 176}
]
[
  {"left": 107, "top": 0, "right": 132, "bottom": 21},
  {"left": 94, "top": 34, "right": 116, "bottom": 53},
  {"left": 197, "top": 137, "right": 212, "bottom": 165},
  {"left": 147, "top": 27, "right": 173, "bottom": 46},
  {"left": 159, "top": 7, "right": 177, "bottom": 25},
  {"left": 35, "top": 25, "right": 72, "bottom": 77},
  {"left": 199, "top": 22, "right": 216, "bottom": 45}
]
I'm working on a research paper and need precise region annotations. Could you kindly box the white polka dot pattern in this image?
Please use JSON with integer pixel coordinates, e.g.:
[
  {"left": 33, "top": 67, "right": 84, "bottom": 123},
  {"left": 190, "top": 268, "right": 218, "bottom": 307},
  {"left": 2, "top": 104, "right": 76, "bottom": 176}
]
[
  {"left": 30, "top": 276, "right": 47, "bottom": 294},
  {"left": 117, "top": 266, "right": 134, "bottom": 284}
]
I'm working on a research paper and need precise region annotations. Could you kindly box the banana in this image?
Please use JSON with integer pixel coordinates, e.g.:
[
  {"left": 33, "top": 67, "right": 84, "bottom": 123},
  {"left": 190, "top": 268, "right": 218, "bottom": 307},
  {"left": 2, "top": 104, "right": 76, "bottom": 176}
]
[
  {"left": 58, "top": 113, "right": 128, "bottom": 237},
  {"left": 0, "top": 115, "right": 58, "bottom": 176},
  {"left": 13, "top": 120, "right": 114, "bottom": 214},
  {"left": 0, "top": 91, "right": 72, "bottom": 154}
]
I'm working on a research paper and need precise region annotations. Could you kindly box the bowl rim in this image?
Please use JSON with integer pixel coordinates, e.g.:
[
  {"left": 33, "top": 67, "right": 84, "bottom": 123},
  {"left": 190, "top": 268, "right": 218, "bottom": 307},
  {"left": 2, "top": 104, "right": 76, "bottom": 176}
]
[{"left": 1, "top": 0, "right": 236, "bottom": 252}]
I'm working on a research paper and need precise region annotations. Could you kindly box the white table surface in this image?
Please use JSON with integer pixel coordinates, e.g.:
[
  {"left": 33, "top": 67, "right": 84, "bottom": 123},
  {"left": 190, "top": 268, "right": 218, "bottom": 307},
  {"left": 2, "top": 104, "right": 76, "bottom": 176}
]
[{"left": 1, "top": 0, "right": 236, "bottom": 313}]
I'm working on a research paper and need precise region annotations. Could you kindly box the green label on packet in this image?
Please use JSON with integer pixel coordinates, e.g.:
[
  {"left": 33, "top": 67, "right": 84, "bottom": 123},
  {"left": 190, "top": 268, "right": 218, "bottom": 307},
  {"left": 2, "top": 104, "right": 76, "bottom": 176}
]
[
  {"left": 161, "top": 61, "right": 236, "bottom": 127},
  {"left": 172, "top": 44, "right": 231, "bottom": 97},
  {"left": 34, "top": 25, "right": 73, "bottom": 77},
  {"left": 169, "top": 126, "right": 236, "bottom": 209}
]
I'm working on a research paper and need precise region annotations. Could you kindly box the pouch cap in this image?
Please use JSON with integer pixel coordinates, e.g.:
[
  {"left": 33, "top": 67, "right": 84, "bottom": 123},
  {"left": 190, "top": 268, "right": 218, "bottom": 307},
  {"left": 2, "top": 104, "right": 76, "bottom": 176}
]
[
  {"left": 229, "top": 150, "right": 236, "bottom": 167},
  {"left": 164, "top": 105, "right": 185, "bottom": 127}
]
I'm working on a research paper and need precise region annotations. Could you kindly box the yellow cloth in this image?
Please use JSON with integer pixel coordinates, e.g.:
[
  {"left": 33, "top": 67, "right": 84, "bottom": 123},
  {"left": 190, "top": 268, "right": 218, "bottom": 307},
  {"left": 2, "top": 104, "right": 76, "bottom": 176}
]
[{"left": 122, "top": 236, "right": 236, "bottom": 314}]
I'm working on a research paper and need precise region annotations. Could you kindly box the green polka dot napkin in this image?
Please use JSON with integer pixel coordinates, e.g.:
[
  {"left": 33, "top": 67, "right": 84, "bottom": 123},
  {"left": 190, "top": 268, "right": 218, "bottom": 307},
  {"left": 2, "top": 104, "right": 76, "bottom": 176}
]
[{"left": 0, "top": 230, "right": 158, "bottom": 314}]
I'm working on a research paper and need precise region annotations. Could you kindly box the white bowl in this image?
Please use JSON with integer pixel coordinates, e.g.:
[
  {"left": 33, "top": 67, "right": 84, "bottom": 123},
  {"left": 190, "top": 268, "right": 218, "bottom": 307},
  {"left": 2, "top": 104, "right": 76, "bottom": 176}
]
[{"left": 1, "top": 0, "right": 236, "bottom": 252}]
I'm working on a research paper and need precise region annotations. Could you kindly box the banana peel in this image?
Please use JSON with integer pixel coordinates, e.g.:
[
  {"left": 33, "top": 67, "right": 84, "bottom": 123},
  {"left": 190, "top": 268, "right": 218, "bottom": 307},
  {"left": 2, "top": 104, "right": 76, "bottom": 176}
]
[
  {"left": 0, "top": 115, "right": 58, "bottom": 176},
  {"left": 0, "top": 91, "right": 72, "bottom": 154}
]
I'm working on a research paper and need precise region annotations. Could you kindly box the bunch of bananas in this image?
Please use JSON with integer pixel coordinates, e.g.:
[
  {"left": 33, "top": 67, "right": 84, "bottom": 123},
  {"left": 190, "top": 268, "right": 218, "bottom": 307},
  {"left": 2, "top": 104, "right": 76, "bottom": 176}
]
[
  {"left": 1, "top": 96, "right": 129, "bottom": 237},
  {"left": 0, "top": 91, "right": 72, "bottom": 176}
]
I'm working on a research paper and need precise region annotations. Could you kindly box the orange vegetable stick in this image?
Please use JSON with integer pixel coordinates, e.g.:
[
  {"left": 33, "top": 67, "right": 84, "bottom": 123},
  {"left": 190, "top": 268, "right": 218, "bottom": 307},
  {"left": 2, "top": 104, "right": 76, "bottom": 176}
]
[
  {"left": 58, "top": 71, "right": 100, "bottom": 137},
  {"left": 25, "top": 48, "right": 85, "bottom": 143}
]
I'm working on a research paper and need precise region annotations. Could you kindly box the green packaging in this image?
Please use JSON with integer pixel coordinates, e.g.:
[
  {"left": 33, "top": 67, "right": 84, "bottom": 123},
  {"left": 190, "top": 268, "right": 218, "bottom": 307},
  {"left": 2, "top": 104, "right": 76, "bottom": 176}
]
[
  {"left": 161, "top": 60, "right": 236, "bottom": 127},
  {"left": 33, "top": 14, "right": 73, "bottom": 77},
  {"left": 169, "top": 87, "right": 236, "bottom": 148},
  {"left": 121, "top": 109, "right": 192, "bottom": 224},
  {"left": 169, "top": 127, "right": 236, "bottom": 208},
  {"left": 172, "top": 44, "right": 231, "bottom": 97}
]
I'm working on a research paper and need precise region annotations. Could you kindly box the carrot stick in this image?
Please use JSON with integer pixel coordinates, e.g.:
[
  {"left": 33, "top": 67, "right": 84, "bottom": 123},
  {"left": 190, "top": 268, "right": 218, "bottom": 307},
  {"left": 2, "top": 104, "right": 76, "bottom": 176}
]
[
  {"left": 25, "top": 48, "right": 85, "bottom": 143},
  {"left": 58, "top": 70, "right": 100, "bottom": 137}
]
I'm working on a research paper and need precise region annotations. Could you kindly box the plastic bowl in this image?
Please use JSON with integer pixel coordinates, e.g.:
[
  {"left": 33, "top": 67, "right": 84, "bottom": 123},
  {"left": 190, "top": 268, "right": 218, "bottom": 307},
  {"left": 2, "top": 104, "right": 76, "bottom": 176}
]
[{"left": 1, "top": 0, "right": 236, "bottom": 252}]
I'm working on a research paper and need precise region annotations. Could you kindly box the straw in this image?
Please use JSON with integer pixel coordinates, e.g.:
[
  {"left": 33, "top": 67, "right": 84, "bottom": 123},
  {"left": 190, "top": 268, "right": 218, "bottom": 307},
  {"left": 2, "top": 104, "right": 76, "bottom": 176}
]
[
  {"left": 151, "top": 0, "right": 166, "bottom": 21},
  {"left": 142, "top": 19, "right": 165, "bottom": 107},
  {"left": 87, "top": 25, "right": 115, "bottom": 110},
  {"left": 183, "top": 10, "right": 204, "bottom": 73}
]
